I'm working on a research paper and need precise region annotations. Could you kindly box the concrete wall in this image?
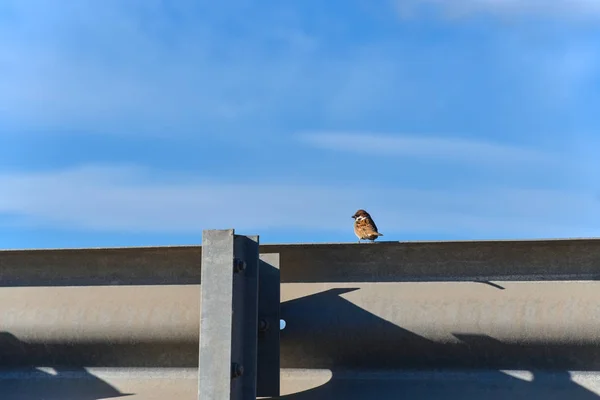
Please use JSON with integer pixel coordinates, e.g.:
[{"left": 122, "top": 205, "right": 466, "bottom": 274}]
[
  {"left": 3, "top": 237, "right": 599, "bottom": 285},
  {"left": 1, "top": 239, "right": 600, "bottom": 397}
]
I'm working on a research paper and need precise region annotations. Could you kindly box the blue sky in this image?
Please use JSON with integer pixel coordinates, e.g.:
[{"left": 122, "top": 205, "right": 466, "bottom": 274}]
[{"left": 1, "top": 0, "right": 599, "bottom": 248}]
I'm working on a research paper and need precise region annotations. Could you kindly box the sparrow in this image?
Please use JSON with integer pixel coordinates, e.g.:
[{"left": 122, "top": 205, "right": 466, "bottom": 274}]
[{"left": 352, "top": 209, "right": 383, "bottom": 243}]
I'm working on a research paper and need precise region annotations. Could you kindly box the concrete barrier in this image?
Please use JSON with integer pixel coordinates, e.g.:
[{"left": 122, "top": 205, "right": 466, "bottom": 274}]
[
  {"left": 1, "top": 237, "right": 600, "bottom": 398},
  {"left": 3, "top": 238, "right": 599, "bottom": 285}
]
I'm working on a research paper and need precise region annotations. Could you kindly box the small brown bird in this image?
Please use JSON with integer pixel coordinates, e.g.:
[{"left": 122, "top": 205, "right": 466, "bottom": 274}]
[{"left": 352, "top": 209, "right": 383, "bottom": 243}]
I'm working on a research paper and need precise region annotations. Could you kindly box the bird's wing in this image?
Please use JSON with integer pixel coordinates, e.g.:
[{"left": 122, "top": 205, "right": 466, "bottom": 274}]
[
  {"left": 366, "top": 216, "right": 379, "bottom": 233},
  {"left": 356, "top": 218, "right": 379, "bottom": 236}
]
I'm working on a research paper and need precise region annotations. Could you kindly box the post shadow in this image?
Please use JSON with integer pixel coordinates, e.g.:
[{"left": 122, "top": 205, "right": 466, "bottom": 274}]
[
  {"left": 0, "top": 332, "right": 133, "bottom": 400},
  {"left": 276, "top": 288, "right": 600, "bottom": 399}
]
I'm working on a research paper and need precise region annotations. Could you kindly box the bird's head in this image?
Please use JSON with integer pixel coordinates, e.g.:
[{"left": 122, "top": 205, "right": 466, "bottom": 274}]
[{"left": 352, "top": 209, "right": 370, "bottom": 219}]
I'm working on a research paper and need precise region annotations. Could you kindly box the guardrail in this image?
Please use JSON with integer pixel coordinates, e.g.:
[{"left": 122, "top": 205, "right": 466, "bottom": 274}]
[{"left": 1, "top": 230, "right": 600, "bottom": 399}]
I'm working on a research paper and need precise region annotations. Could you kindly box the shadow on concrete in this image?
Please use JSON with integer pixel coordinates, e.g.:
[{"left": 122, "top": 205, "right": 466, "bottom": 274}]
[
  {"left": 473, "top": 280, "right": 505, "bottom": 290},
  {"left": 277, "top": 288, "right": 600, "bottom": 399},
  {"left": 0, "top": 333, "right": 197, "bottom": 368},
  {"left": 0, "top": 332, "right": 132, "bottom": 400}
]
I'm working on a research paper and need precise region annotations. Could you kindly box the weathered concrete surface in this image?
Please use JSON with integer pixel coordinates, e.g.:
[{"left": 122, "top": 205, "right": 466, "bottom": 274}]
[
  {"left": 0, "top": 368, "right": 197, "bottom": 400},
  {"left": 2, "top": 238, "right": 600, "bottom": 286},
  {"left": 0, "top": 285, "right": 200, "bottom": 367},
  {"left": 280, "top": 281, "right": 600, "bottom": 370},
  {"left": 2, "top": 281, "right": 600, "bottom": 370},
  {"left": 1, "top": 238, "right": 600, "bottom": 398},
  {"left": 265, "top": 238, "right": 600, "bottom": 282},
  {"left": 3, "top": 368, "right": 600, "bottom": 399},
  {"left": 274, "top": 369, "right": 600, "bottom": 399},
  {"left": 0, "top": 246, "right": 202, "bottom": 286}
]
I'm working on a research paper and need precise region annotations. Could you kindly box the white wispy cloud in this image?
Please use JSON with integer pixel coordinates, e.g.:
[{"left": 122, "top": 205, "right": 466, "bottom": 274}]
[
  {"left": 298, "top": 132, "right": 600, "bottom": 193},
  {"left": 298, "top": 132, "right": 561, "bottom": 168},
  {"left": 0, "top": 164, "right": 598, "bottom": 238},
  {"left": 396, "top": 0, "right": 600, "bottom": 20}
]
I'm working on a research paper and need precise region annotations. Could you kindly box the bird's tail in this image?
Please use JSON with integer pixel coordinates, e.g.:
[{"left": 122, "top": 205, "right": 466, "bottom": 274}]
[{"left": 376, "top": 232, "right": 384, "bottom": 236}]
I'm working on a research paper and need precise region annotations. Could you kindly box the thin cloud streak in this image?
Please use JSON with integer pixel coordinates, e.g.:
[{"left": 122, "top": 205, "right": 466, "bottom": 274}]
[
  {"left": 0, "top": 165, "right": 597, "bottom": 238},
  {"left": 298, "top": 132, "right": 561, "bottom": 168},
  {"left": 396, "top": 0, "right": 600, "bottom": 20}
]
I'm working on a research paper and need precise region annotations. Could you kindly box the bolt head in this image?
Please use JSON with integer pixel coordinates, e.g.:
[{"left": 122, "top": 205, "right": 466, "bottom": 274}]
[
  {"left": 258, "top": 319, "right": 270, "bottom": 332},
  {"left": 231, "top": 363, "right": 244, "bottom": 379},
  {"left": 233, "top": 258, "right": 247, "bottom": 273}
]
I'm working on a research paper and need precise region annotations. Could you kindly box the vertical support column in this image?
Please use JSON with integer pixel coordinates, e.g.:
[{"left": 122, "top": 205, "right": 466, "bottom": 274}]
[
  {"left": 199, "top": 229, "right": 260, "bottom": 400},
  {"left": 234, "top": 234, "right": 260, "bottom": 399},
  {"left": 257, "top": 253, "right": 281, "bottom": 397}
]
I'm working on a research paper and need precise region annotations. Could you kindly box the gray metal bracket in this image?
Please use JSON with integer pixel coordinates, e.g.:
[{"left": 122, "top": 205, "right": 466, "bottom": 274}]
[
  {"left": 198, "top": 229, "right": 280, "bottom": 400},
  {"left": 257, "top": 253, "right": 281, "bottom": 397}
]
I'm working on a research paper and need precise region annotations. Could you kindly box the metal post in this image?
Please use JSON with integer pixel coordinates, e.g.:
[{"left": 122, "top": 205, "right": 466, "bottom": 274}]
[
  {"left": 199, "top": 229, "right": 260, "bottom": 400},
  {"left": 257, "top": 253, "right": 281, "bottom": 397}
]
